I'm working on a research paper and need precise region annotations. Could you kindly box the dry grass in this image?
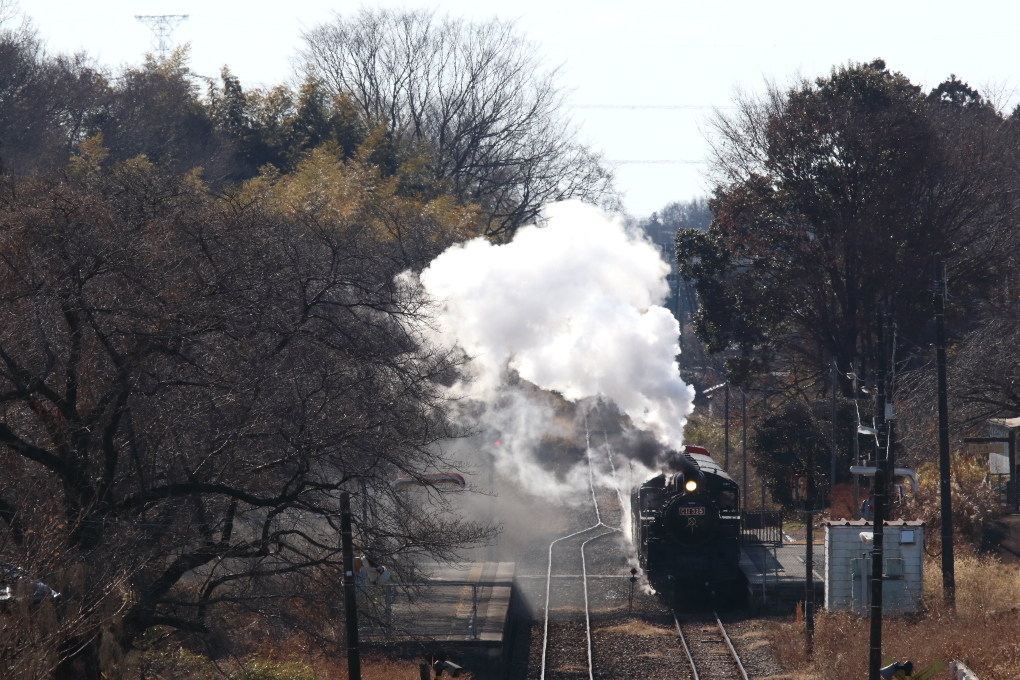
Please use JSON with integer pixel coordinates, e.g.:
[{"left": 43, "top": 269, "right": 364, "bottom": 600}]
[
  {"left": 595, "top": 619, "right": 672, "bottom": 636},
  {"left": 923, "top": 553, "right": 1020, "bottom": 614},
  {"left": 765, "top": 551, "right": 1020, "bottom": 680},
  {"left": 327, "top": 658, "right": 442, "bottom": 680},
  {"left": 142, "top": 651, "right": 445, "bottom": 680}
]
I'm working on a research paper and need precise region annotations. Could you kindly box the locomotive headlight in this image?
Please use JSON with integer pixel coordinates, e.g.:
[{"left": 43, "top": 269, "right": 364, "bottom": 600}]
[{"left": 684, "top": 480, "right": 698, "bottom": 492}]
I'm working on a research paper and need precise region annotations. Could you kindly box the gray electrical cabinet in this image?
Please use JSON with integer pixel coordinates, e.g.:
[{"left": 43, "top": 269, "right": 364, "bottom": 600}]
[{"left": 823, "top": 520, "right": 924, "bottom": 614}]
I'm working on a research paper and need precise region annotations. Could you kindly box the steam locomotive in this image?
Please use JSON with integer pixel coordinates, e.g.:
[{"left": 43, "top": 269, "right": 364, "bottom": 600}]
[{"left": 632, "top": 445, "right": 742, "bottom": 594}]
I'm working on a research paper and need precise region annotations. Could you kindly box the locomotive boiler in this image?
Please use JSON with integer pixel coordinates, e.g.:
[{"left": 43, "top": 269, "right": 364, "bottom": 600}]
[{"left": 632, "top": 445, "right": 742, "bottom": 594}]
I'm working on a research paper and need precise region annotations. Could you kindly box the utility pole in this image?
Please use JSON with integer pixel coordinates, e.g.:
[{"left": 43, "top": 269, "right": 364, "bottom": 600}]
[
  {"left": 742, "top": 390, "right": 748, "bottom": 512},
  {"left": 852, "top": 363, "right": 861, "bottom": 519},
  {"left": 761, "top": 392, "right": 768, "bottom": 510},
  {"left": 831, "top": 360, "right": 838, "bottom": 496},
  {"left": 1011, "top": 429, "right": 1018, "bottom": 512},
  {"left": 885, "top": 318, "right": 896, "bottom": 520},
  {"left": 340, "top": 492, "right": 362, "bottom": 680},
  {"left": 135, "top": 14, "right": 189, "bottom": 60},
  {"left": 804, "top": 436, "right": 816, "bottom": 656},
  {"left": 934, "top": 256, "right": 955, "bottom": 608},
  {"left": 868, "top": 309, "right": 889, "bottom": 680},
  {"left": 724, "top": 382, "right": 730, "bottom": 471}
]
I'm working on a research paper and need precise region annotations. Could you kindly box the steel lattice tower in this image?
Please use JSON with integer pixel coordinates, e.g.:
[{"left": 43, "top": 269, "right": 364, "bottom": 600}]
[{"left": 135, "top": 14, "right": 189, "bottom": 60}]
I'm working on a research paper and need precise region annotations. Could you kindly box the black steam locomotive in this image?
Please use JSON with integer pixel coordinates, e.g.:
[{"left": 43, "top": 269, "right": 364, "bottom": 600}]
[{"left": 633, "top": 445, "right": 742, "bottom": 593}]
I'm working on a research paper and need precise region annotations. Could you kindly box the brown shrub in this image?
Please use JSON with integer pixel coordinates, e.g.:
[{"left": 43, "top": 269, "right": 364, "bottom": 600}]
[
  {"left": 904, "top": 458, "right": 1005, "bottom": 545},
  {"left": 766, "top": 553, "right": 1020, "bottom": 680},
  {"left": 142, "top": 650, "right": 451, "bottom": 680},
  {"left": 828, "top": 483, "right": 856, "bottom": 521}
]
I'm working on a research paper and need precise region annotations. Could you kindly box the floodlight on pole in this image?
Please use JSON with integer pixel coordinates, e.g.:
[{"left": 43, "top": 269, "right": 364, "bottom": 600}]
[{"left": 135, "top": 14, "right": 189, "bottom": 60}]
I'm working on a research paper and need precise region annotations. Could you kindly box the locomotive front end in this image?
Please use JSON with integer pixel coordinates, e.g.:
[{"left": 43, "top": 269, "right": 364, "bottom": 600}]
[{"left": 634, "top": 445, "right": 744, "bottom": 597}]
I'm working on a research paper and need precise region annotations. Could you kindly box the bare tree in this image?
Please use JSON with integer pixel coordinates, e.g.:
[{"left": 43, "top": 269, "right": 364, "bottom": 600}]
[
  {"left": 0, "top": 150, "right": 491, "bottom": 679},
  {"left": 300, "top": 8, "right": 617, "bottom": 239}
]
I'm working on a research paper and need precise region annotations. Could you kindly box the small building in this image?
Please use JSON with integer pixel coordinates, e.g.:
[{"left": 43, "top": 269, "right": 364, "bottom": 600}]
[
  {"left": 966, "top": 417, "right": 1015, "bottom": 477},
  {"left": 822, "top": 520, "right": 924, "bottom": 615}
]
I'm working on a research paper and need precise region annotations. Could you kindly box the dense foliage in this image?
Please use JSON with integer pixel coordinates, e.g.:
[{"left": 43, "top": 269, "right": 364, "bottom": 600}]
[
  {"left": 0, "top": 8, "right": 585, "bottom": 676},
  {"left": 0, "top": 10, "right": 615, "bottom": 237},
  {"left": 675, "top": 60, "right": 1020, "bottom": 521},
  {"left": 677, "top": 60, "right": 1018, "bottom": 390},
  {"left": 0, "top": 135, "right": 493, "bottom": 678}
]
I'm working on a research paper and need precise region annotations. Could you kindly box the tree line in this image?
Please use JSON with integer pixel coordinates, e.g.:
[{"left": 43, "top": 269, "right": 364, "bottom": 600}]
[
  {"left": 0, "top": 6, "right": 618, "bottom": 679},
  {"left": 1, "top": 7, "right": 615, "bottom": 239},
  {"left": 676, "top": 59, "right": 1020, "bottom": 514}
]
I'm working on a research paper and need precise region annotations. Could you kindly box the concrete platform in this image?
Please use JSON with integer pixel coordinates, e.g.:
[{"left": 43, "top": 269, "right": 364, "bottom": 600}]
[
  {"left": 740, "top": 540, "right": 823, "bottom": 613},
  {"left": 360, "top": 562, "right": 517, "bottom": 679}
]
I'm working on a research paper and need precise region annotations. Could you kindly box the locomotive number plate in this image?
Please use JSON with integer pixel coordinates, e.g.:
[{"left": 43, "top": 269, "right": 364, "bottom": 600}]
[{"left": 677, "top": 507, "right": 705, "bottom": 516}]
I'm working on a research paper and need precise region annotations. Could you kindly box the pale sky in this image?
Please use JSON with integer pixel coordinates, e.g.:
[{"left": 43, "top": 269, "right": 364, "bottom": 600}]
[{"left": 20, "top": 0, "right": 1020, "bottom": 217}]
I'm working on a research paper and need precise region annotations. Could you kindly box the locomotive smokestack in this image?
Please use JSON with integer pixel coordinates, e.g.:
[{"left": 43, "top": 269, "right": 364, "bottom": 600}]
[{"left": 665, "top": 449, "right": 706, "bottom": 492}]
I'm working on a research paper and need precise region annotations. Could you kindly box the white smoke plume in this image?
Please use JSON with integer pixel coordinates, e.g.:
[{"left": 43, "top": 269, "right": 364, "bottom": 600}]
[{"left": 418, "top": 200, "right": 695, "bottom": 453}]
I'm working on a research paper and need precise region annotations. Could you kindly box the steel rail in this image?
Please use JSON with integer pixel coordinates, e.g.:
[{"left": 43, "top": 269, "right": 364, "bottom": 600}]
[
  {"left": 539, "top": 523, "right": 601, "bottom": 680},
  {"left": 671, "top": 609, "right": 749, "bottom": 680},
  {"left": 581, "top": 530, "right": 618, "bottom": 680},
  {"left": 714, "top": 610, "right": 750, "bottom": 680},
  {"left": 540, "top": 415, "right": 622, "bottom": 680},
  {"left": 671, "top": 611, "right": 699, "bottom": 680}
]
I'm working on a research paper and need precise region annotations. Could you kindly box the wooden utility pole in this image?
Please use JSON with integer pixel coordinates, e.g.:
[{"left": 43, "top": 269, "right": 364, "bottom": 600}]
[
  {"left": 761, "top": 392, "right": 768, "bottom": 510},
  {"left": 724, "top": 382, "right": 730, "bottom": 471},
  {"left": 804, "top": 441, "right": 815, "bottom": 656},
  {"left": 934, "top": 256, "right": 955, "bottom": 607},
  {"left": 868, "top": 310, "right": 889, "bottom": 680},
  {"left": 341, "top": 492, "right": 362, "bottom": 680},
  {"left": 758, "top": 387, "right": 767, "bottom": 509},
  {"left": 831, "top": 360, "right": 838, "bottom": 496}
]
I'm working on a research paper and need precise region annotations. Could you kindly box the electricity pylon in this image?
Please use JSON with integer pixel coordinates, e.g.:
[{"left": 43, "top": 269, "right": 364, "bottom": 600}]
[{"left": 135, "top": 14, "right": 189, "bottom": 60}]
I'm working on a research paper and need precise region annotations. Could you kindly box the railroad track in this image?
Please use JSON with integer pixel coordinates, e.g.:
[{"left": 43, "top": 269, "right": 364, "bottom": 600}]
[
  {"left": 673, "top": 609, "right": 750, "bottom": 680},
  {"left": 537, "top": 417, "right": 624, "bottom": 680}
]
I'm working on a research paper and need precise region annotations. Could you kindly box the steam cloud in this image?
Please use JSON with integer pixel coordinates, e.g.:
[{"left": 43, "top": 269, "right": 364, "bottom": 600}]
[
  {"left": 417, "top": 200, "right": 695, "bottom": 486},
  {"left": 410, "top": 197, "right": 697, "bottom": 509}
]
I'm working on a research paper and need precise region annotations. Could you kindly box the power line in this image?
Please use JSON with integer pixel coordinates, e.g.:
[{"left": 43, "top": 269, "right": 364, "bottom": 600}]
[
  {"left": 135, "top": 14, "right": 189, "bottom": 60},
  {"left": 608, "top": 160, "right": 707, "bottom": 165},
  {"left": 573, "top": 104, "right": 737, "bottom": 110}
]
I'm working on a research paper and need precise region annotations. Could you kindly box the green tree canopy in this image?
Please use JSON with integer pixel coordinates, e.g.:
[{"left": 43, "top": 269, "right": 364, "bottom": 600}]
[{"left": 677, "top": 60, "right": 1019, "bottom": 390}]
